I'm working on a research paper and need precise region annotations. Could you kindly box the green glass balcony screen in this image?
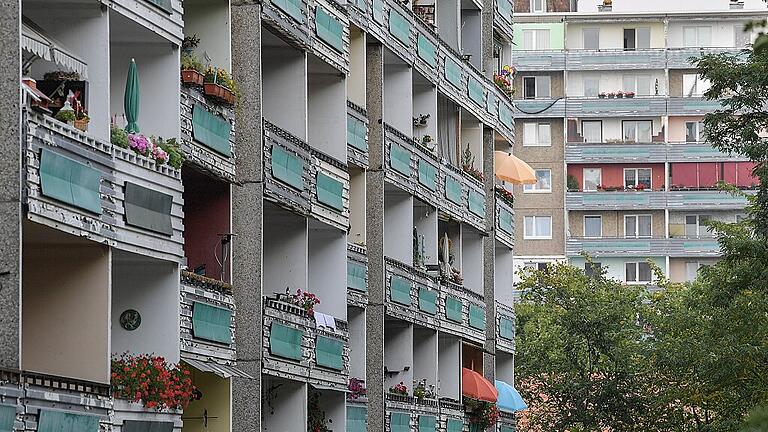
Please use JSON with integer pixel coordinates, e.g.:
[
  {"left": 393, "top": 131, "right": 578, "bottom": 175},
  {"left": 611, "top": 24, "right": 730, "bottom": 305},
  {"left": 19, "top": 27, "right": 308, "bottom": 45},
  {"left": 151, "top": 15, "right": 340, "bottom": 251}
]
[
  {"left": 499, "top": 208, "right": 513, "bottom": 235},
  {"left": 269, "top": 322, "right": 303, "bottom": 360},
  {"left": 447, "top": 419, "right": 464, "bottom": 432},
  {"left": 315, "top": 7, "right": 344, "bottom": 53},
  {"left": 0, "top": 405, "right": 15, "bottom": 432},
  {"left": 271, "top": 145, "right": 304, "bottom": 191},
  {"left": 317, "top": 173, "right": 344, "bottom": 211},
  {"left": 389, "top": 10, "right": 411, "bottom": 46},
  {"left": 469, "top": 304, "right": 485, "bottom": 330},
  {"left": 445, "top": 296, "right": 463, "bottom": 322},
  {"left": 496, "top": 0, "right": 512, "bottom": 22},
  {"left": 486, "top": 92, "right": 497, "bottom": 115},
  {"left": 124, "top": 182, "right": 173, "bottom": 235},
  {"left": 417, "top": 34, "right": 437, "bottom": 67},
  {"left": 39, "top": 149, "right": 101, "bottom": 214},
  {"left": 37, "top": 410, "right": 99, "bottom": 432},
  {"left": 272, "top": 0, "right": 304, "bottom": 23},
  {"left": 500, "top": 427, "right": 514, "bottom": 432},
  {"left": 347, "top": 406, "right": 367, "bottom": 432},
  {"left": 316, "top": 335, "right": 344, "bottom": 370},
  {"left": 192, "top": 104, "right": 232, "bottom": 156},
  {"left": 390, "top": 412, "right": 410, "bottom": 432},
  {"left": 192, "top": 302, "right": 232, "bottom": 344},
  {"left": 499, "top": 103, "right": 513, "bottom": 130},
  {"left": 418, "top": 287, "right": 437, "bottom": 315},
  {"left": 445, "top": 59, "right": 462, "bottom": 89},
  {"left": 418, "top": 415, "right": 436, "bottom": 432},
  {"left": 390, "top": 275, "right": 412, "bottom": 305},
  {"left": 389, "top": 143, "right": 412, "bottom": 176},
  {"left": 122, "top": 420, "right": 174, "bottom": 432},
  {"left": 468, "top": 78, "right": 485, "bottom": 106},
  {"left": 499, "top": 317, "right": 515, "bottom": 340},
  {"left": 445, "top": 176, "right": 463, "bottom": 204},
  {"left": 353, "top": 0, "right": 367, "bottom": 12},
  {"left": 418, "top": 159, "right": 437, "bottom": 191},
  {"left": 372, "top": 0, "right": 384, "bottom": 22},
  {"left": 469, "top": 190, "right": 485, "bottom": 216},
  {"left": 144, "top": 0, "right": 172, "bottom": 13},
  {"left": 348, "top": 260, "right": 367, "bottom": 292},
  {"left": 347, "top": 115, "right": 367, "bottom": 151}
]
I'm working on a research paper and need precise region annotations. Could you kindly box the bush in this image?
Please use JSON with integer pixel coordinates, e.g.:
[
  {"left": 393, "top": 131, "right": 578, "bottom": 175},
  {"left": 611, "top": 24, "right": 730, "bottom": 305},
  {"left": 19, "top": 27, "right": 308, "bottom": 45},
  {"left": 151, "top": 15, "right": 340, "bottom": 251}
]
[
  {"left": 567, "top": 175, "right": 579, "bottom": 191},
  {"left": 111, "top": 126, "right": 129, "bottom": 148},
  {"left": 54, "top": 110, "right": 76, "bottom": 123}
]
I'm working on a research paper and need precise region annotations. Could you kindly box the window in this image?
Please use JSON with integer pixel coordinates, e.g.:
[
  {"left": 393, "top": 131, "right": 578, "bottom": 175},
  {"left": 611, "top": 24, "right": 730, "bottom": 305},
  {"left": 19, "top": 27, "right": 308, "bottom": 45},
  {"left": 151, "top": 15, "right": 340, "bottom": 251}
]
[
  {"left": 583, "top": 168, "right": 602, "bottom": 191},
  {"left": 584, "top": 215, "right": 602, "bottom": 238},
  {"left": 583, "top": 28, "right": 600, "bottom": 49},
  {"left": 569, "top": 0, "right": 578, "bottom": 11},
  {"left": 584, "top": 76, "right": 600, "bottom": 97},
  {"left": 685, "top": 121, "right": 705, "bottom": 143},
  {"left": 524, "top": 169, "right": 552, "bottom": 193},
  {"left": 530, "top": 0, "right": 544, "bottom": 13},
  {"left": 734, "top": 25, "right": 750, "bottom": 48},
  {"left": 523, "top": 76, "right": 550, "bottom": 99},
  {"left": 685, "top": 215, "right": 712, "bottom": 238},
  {"left": 625, "top": 261, "right": 652, "bottom": 283},
  {"left": 524, "top": 215, "right": 552, "bottom": 239},
  {"left": 581, "top": 121, "right": 602, "bottom": 143},
  {"left": 625, "top": 214, "right": 652, "bottom": 238},
  {"left": 683, "top": 74, "right": 711, "bottom": 97},
  {"left": 523, "top": 123, "right": 551, "bottom": 146},
  {"left": 522, "top": 29, "right": 550, "bottom": 50},
  {"left": 624, "top": 168, "right": 652, "bottom": 189},
  {"left": 685, "top": 261, "right": 701, "bottom": 282},
  {"left": 683, "top": 26, "right": 712, "bottom": 47},
  {"left": 736, "top": 213, "right": 747, "bottom": 223},
  {"left": 624, "top": 28, "right": 650, "bottom": 50},
  {"left": 622, "top": 74, "right": 651, "bottom": 96},
  {"left": 585, "top": 261, "right": 601, "bottom": 277},
  {"left": 524, "top": 262, "right": 549, "bottom": 272},
  {"left": 622, "top": 120, "right": 653, "bottom": 143}
]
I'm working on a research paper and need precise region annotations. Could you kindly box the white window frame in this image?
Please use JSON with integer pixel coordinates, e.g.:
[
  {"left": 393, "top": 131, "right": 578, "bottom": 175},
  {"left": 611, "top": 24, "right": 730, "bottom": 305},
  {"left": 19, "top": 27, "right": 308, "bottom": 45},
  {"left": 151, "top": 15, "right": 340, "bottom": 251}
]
[
  {"left": 583, "top": 215, "right": 602, "bottom": 238},
  {"left": 522, "top": 29, "right": 550, "bottom": 50},
  {"left": 685, "top": 121, "right": 705, "bottom": 143},
  {"left": 524, "top": 215, "right": 553, "bottom": 239},
  {"left": 622, "top": 74, "right": 651, "bottom": 96},
  {"left": 581, "top": 120, "right": 602, "bottom": 143},
  {"left": 624, "top": 214, "right": 653, "bottom": 238},
  {"left": 583, "top": 167, "right": 602, "bottom": 191},
  {"left": 683, "top": 26, "right": 712, "bottom": 48},
  {"left": 624, "top": 167, "right": 653, "bottom": 189},
  {"left": 530, "top": 0, "right": 544, "bottom": 13},
  {"left": 523, "top": 76, "right": 551, "bottom": 99},
  {"left": 624, "top": 27, "right": 651, "bottom": 50},
  {"left": 583, "top": 28, "right": 600, "bottom": 50},
  {"left": 685, "top": 261, "right": 702, "bottom": 282},
  {"left": 683, "top": 73, "right": 711, "bottom": 97},
  {"left": 524, "top": 169, "right": 553, "bottom": 193},
  {"left": 685, "top": 214, "right": 712, "bottom": 238},
  {"left": 622, "top": 120, "right": 653, "bottom": 143},
  {"left": 522, "top": 122, "right": 551, "bottom": 147},
  {"left": 625, "top": 261, "right": 652, "bottom": 284},
  {"left": 583, "top": 76, "right": 600, "bottom": 98}
]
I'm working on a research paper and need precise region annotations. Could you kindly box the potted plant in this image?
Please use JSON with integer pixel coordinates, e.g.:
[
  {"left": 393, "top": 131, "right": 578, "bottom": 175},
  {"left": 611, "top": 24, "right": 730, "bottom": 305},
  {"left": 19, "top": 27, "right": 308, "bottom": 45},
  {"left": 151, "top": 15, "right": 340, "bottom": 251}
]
[
  {"left": 464, "top": 398, "right": 500, "bottom": 432},
  {"left": 495, "top": 185, "right": 515, "bottom": 206},
  {"left": 111, "top": 125, "right": 129, "bottom": 149},
  {"left": 413, "top": 379, "right": 436, "bottom": 400},
  {"left": 625, "top": 91, "right": 635, "bottom": 98},
  {"left": 204, "top": 67, "right": 236, "bottom": 106},
  {"left": 461, "top": 143, "right": 485, "bottom": 182},
  {"left": 308, "top": 390, "right": 331, "bottom": 432},
  {"left": 111, "top": 353, "right": 196, "bottom": 411},
  {"left": 607, "top": 92, "right": 616, "bottom": 99},
  {"left": 182, "top": 34, "right": 200, "bottom": 56},
  {"left": 567, "top": 175, "right": 579, "bottom": 192},
  {"left": 286, "top": 288, "right": 321, "bottom": 316},
  {"left": 388, "top": 382, "right": 408, "bottom": 396},
  {"left": 54, "top": 102, "right": 76, "bottom": 125},
  {"left": 181, "top": 52, "right": 204, "bottom": 86},
  {"left": 616, "top": 91, "right": 624, "bottom": 98},
  {"left": 347, "top": 378, "right": 367, "bottom": 400},
  {"left": 152, "top": 136, "right": 185, "bottom": 169},
  {"left": 72, "top": 99, "right": 89, "bottom": 131},
  {"left": 598, "top": 92, "right": 606, "bottom": 99}
]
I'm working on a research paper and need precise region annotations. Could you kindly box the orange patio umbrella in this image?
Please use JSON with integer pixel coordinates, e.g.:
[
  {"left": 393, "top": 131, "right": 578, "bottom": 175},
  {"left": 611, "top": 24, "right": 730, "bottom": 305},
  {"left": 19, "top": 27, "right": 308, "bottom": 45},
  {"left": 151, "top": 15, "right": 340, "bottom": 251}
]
[
  {"left": 494, "top": 151, "right": 537, "bottom": 185},
  {"left": 462, "top": 368, "right": 498, "bottom": 402}
]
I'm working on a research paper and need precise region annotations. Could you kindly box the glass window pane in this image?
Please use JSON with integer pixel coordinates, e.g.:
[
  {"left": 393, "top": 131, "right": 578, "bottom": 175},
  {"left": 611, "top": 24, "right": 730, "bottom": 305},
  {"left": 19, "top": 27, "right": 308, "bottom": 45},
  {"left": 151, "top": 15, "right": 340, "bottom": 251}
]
[
  {"left": 584, "top": 216, "right": 601, "bottom": 237},
  {"left": 685, "top": 122, "right": 697, "bottom": 142},
  {"left": 637, "top": 28, "right": 650, "bottom": 48},
  {"left": 523, "top": 123, "right": 537, "bottom": 145},
  {"left": 524, "top": 216, "right": 534, "bottom": 236},
  {"left": 536, "top": 170, "right": 551, "bottom": 190},
  {"left": 584, "top": 77, "right": 599, "bottom": 97},
  {"left": 638, "top": 121, "right": 652, "bottom": 142},
  {"left": 685, "top": 215, "right": 698, "bottom": 237},
  {"left": 685, "top": 262, "right": 699, "bottom": 281},
  {"left": 624, "top": 29, "right": 635, "bottom": 50},
  {"left": 536, "top": 30, "right": 550, "bottom": 49},
  {"left": 623, "top": 75, "right": 636, "bottom": 93},
  {"left": 638, "top": 169, "right": 652, "bottom": 187},
  {"left": 523, "top": 31, "right": 534, "bottom": 49},
  {"left": 684, "top": 27, "right": 697, "bottom": 47},
  {"left": 683, "top": 74, "right": 697, "bottom": 97},
  {"left": 536, "top": 216, "right": 551, "bottom": 237},
  {"left": 538, "top": 124, "right": 551, "bottom": 144},
  {"left": 623, "top": 122, "right": 637, "bottom": 142},
  {"left": 639, "top": 215, "right": 652, "bottom": 237},
  {"left": 584, "top": 168, "right": 601, "bottom": 191},
  {"left": 524, "top": 77, "right": 536, "bottom": 99},
  {"left": 582, "top": 121, "right": 601, "bottom": 143},
  {"left": 697, "top": 76, "right": 711, "bottom": 95},
  {"left": 698, "top": 26, "right": 711, "bottom": 46},
  {"left": 537, "top": 76, "right": 551, "bottom": 98},
  {"left": 637, "top": 75, "right": 651, "bottom": 95},
  {"left": 625, "top": 216, "right": 637, "bottom": 237},
  {"left": 625, "top": 169, "right": 636, "bottom": 187},
  {"left": 585, "top": 262, "right": 601, "bottom": 276},
  {"left": 625, "top": 263, "right": 637, "bottom": 282},
  {"left": 584, "top": 28, "right": 599, "bottom": 49},
  {"left": 638, "top": 262, "right": 652, "bottom": 282}
]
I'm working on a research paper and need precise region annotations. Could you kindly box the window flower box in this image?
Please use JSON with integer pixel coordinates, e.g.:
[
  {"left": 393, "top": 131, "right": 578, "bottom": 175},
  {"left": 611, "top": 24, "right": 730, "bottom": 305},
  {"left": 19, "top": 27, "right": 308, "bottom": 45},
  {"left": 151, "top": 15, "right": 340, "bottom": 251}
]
[{"left": 181, "top": 69, "right": 204, "bottom": 86}]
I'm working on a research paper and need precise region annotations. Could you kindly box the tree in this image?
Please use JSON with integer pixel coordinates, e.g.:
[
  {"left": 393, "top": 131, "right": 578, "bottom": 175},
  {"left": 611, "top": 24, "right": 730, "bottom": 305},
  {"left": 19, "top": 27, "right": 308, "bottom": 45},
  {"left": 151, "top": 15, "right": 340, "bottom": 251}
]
[{"left": 514, "top": 260, "right": 668, "bottom": 432}]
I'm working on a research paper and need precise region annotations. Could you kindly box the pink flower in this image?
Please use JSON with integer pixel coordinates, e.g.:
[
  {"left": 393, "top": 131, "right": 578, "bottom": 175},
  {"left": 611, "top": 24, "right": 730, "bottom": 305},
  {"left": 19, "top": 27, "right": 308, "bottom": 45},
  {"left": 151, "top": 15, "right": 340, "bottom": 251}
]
[{"left": 128, "top": 133, "right": 150, "bottom": 155}]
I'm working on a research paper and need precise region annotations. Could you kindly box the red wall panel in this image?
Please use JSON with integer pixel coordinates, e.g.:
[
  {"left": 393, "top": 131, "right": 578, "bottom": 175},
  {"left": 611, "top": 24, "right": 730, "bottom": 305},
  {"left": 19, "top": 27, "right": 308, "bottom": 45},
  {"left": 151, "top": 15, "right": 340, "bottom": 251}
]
[{"left": 568, "top": 164, "right": 665, "bottom": 190}]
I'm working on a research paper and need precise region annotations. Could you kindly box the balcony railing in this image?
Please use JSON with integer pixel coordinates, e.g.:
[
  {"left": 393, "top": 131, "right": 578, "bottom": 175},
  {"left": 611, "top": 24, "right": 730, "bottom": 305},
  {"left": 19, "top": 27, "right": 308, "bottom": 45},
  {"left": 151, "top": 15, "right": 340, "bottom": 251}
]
[
  {"left": 667, "top": 47, "right": 745, "bottom": 69},
  {"left": 565, "top": 141, "right": 748, "bottom": 163},
  {"left": 668, "top": 97, "right": 725, "bottom": 115},
  {"left": 566, "top": 48, "right": 667, "bottom": 70},
  {"left": 439, "top": 280, "right": 485, "bottom": 345},
  {"left": 496, "top": 192, "right": 515, "bottom": 249},
  {"left": 348, "top": 243, "right": 369, "bottom": 307},
  {"left": 514, "top": 98, "right": 566, "bottom": 118},
  {"left": 496, "top": 302, "right": 516, "bottom": 354},
  {"left": 566, "top": 236, "right": 722, "bottom": 257},
  {"left": 180, "top": 86, "right": 236, "bottom": 182},
  {"left": 566, "top": 191, "right": 668, "bottom": 210},
  {"left": 566, "top": 96, "right": 667, "bottom": 117},
  {"left": 180, "top": 271, "right": 237, "bottom": 364},
  {"left": 385, "top": 257, "right": 441, "bottom": 329},
  {"left": 512, "top": 49, "right": 566, "bottom": 71},
  {"left": 666, "top": 189, "right": 753, "bottom": 210}
]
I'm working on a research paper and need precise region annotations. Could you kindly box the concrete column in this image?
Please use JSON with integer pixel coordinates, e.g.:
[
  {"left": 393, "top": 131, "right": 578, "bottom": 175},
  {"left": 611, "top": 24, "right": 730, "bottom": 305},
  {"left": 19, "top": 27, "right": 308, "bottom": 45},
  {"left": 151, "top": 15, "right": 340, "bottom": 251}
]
[
  {"left": 482, "top": 128, "right": 496, "bottom": 382},
  {"left": 365, "top": 41, "right": 386, "bottom": 432},
  {"left": 231, "top": 2, "right": 263, "bottom": 430},
  {"left": 0, "top": 0, "right": 21, "bottom": 370},
  {"left": 481, "top": 0, "right": 495, "bottom": 78}
]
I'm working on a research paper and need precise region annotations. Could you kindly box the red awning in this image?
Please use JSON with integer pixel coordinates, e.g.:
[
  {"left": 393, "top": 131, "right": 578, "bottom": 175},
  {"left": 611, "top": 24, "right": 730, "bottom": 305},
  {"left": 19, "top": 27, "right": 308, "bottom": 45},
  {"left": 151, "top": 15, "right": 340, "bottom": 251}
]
[{"left": 462, "top": 368, "right": 498, "bottom": 402}]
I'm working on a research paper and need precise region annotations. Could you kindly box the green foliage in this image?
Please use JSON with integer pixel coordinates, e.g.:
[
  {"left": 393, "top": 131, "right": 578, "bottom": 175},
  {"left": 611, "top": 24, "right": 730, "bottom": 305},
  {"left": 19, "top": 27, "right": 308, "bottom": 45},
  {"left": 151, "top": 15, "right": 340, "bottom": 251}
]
[
  {"left": 741, "top": 406, "right": 768, "bottom": 432},
  {"left": 54, "top": 109, "right": 76, "bottom": 123},
  {"left": 567, "top": 175, "right": 579, "bottom": 191},
  {"left": 180, "top": 52, "right": 203, "bottom": 72},
  {"left": 155, "top": 137, "right": 184, "bottom": 169},
  {"left": 111, "top": 125, "right": 129, "bottom": 148}
]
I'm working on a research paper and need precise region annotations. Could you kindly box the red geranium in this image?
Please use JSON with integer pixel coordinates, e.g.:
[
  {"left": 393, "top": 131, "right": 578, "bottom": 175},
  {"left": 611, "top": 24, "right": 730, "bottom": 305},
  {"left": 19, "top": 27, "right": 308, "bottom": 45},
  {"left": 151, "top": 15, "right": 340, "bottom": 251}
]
[{"left": 111, "top": 353, "right": 196, "bottom": 410}]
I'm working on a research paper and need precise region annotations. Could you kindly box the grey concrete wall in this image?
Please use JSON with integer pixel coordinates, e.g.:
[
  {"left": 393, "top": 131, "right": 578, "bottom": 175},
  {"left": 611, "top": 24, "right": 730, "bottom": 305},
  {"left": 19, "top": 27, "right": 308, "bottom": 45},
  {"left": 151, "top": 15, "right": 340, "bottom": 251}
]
[
  {"left": 366, "top": 42, "right": 386, "bottom": 432},
  {"left": 231, "top": 2, "right": 263, "bottom": 431},
  {"left": 568, "top": 210, "right": 666, "bottom": 238},
  {"left": 482, "top": 128, "right": 496, "bottom": 383},
  {"left": 0, "top": 0, "right": 20, "bottom": 370}
]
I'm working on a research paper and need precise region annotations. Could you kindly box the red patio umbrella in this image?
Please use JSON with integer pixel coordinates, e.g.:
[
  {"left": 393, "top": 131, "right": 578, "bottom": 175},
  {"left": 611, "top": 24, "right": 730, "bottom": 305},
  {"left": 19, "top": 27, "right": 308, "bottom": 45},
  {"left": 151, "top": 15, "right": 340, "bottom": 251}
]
[{"left": 462, "top": 368, "right": 498, "bottom": 402}]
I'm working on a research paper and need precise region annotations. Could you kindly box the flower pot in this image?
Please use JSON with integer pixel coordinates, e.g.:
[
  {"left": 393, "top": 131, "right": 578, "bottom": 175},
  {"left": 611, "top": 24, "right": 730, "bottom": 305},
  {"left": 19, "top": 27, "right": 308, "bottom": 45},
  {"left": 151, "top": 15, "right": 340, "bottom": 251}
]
[
  {"left": 73, "top": 118, "right": 89, "bottom": 132},
  {"left": 203, "top": 82, "right": 219, "bottom": 98},
  {"left": 598, "top": 94, "right": 606, "bottom": 99},
  {"left": 616, "top": 93, "right": 624, "bottom": 98},
  {"left": 607, "top": 95, "right": 615, "bottom": 99},
  {"left": 181, "top": 69, "right": 203, "bottom": 86},
  {"left": 626, "top": 94, "right": 635, "bottom": 98}
]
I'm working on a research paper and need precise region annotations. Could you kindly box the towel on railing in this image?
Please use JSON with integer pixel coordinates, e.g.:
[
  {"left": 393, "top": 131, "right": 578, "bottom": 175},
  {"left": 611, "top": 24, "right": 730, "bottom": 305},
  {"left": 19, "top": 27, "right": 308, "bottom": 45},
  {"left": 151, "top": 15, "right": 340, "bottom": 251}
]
[{"left": 314, "top": 312, "right": 337, "bottom": 331}]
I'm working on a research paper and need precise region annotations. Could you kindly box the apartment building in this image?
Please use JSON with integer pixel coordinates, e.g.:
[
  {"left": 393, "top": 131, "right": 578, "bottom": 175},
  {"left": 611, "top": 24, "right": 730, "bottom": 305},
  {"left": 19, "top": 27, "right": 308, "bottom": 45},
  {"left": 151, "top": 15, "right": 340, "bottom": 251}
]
[
  {"left": 511, "top": 0, "right": 765, "bottom": 285},
  {"left": 0, "top": 0, "right": 523, "bottom": 431}
]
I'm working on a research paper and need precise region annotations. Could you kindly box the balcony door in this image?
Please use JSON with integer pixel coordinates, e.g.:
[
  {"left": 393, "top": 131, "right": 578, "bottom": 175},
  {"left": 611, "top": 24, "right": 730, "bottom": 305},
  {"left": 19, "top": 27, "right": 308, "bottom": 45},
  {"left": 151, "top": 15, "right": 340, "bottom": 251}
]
[
  {"left": 625, "top": 214, "right": 652, "bottom": 238},
  {"left": 583, "top": 168, "right": 602, "bottom": 191}
]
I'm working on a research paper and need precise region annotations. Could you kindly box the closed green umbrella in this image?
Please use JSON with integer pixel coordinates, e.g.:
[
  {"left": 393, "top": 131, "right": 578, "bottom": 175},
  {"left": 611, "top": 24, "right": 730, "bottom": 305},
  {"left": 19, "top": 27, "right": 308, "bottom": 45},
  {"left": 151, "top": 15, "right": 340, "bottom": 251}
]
[{"left": 124, "top": 58, "right": 140, "bottom": 133}]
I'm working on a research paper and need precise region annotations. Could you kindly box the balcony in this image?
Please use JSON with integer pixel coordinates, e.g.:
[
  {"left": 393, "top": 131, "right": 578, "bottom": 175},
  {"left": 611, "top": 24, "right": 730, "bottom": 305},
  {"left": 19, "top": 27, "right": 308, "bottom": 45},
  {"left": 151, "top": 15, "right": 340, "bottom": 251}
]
[
  {"left": 386, "top": 396, "right": 441, "bottom": 431},
  {"left": 514, "top": 98, "right": 566, "bottom": 119},
  {"left": 348, "top": 243, "right": 369, "bottom": 308},
  {"left": 667, "top": 237, "right": 722, "bottom": 257},
  {"left": 667, "top": 142, "right": 747, "bottom": 162},
  {"left": 385, "top": 257, "right": 441, "bottom": 329},
  {"left": 565, "top": 142, "right": 668, "bottom": 164},
  {"left": 180, "top": 86, "right": 235, "bottom": 182},
  {"left": 668, "top": 97, "right": 724, "bottom": 116},
  {"left": 24, "top": 111, "right": 185, "bottom": 262},
  {"left": 495, "top": 192, "right": 515, "bottom": 248},
  {"left": 496, "top": 302, "right": 516, "bottom": 355},
  {"left": 493, "top": 0, "right": 514, "bottom": 40},
  {"left": 565, "top": 49, "right": 666, "bottom": 71},
  {"left": 666, "top": 189, "right": 752, "bottom": 210},
  {"left": 667, "top": 47, "right": 745, "bottom": 69},
  {"left": 566, "top": 96, "right": 667, "bottom": 118},
  {"left": 262, "top": 296, "right": 350, "bottom": 391},
  {"left": 310, "top": 0, "right": 351, "bottom": 73},
  {"left": 512, "top": 50, "right": 566, "bottom": 71},
  {"left": 439, "top": 280, "right": 485, "bottom": 345},
  {"left": 261, "top": 0, "right": 311, "bottom": 48},
  {"left": 111, "top": 0, "right": 183, "bottom": 43},
  {"left": 385, "top": 123, "right": 417, "bottom": 193},
  {"left": 566, "top": 191, "right": 667, "bottom": 211},
  {"left": 566, "top": 236, "right": 668, "bottom": 257},
  {"left": 263, "top": 119, "right": 314, "bottom": 215},
  {"left": 179, "top": 271, "right": 237, "bottom": 364},
  {"left": 309, "top": 146, "right": 351, "bottom": 231},
  {"left": 347, "top": 101, "right": 369, "bottom": 168}
]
